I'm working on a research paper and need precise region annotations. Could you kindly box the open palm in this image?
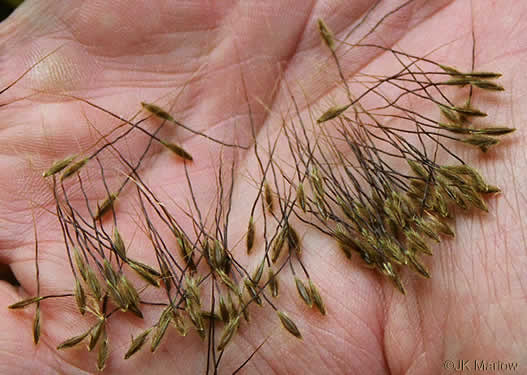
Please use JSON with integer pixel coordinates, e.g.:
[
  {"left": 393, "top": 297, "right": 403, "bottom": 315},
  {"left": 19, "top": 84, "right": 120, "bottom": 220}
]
[{"left": 1, "top": 0, "right": 526, "bottom": 374}]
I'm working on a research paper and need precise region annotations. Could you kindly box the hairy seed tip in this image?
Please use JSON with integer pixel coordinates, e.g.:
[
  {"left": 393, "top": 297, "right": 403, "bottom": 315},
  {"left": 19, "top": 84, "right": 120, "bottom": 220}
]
[{"left": 277, "top": 311, "right": 302, "bottom": 339}]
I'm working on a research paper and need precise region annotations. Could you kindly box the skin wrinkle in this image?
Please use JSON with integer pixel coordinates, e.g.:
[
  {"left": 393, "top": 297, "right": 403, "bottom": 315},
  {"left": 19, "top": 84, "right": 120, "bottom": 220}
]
[{"left": 406, "top": 292, "right": 428, "bottom": 374}]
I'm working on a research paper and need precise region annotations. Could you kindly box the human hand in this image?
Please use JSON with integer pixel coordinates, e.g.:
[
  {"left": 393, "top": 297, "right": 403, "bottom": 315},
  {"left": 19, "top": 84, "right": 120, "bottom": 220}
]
[{"left": 0, "top": 1, "right": 525, "bottom": 374}]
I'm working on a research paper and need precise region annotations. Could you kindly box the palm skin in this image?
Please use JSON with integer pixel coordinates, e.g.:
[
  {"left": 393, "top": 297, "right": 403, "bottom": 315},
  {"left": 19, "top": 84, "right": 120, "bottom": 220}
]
[{"left": 0, "top": 0, "right": 526, "bottom": 374}]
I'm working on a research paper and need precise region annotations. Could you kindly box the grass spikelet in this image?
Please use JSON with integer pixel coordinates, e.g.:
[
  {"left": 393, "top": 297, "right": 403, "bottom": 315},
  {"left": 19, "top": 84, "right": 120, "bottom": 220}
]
[
  {"left": 473, "top": 127, "right": 515, "bottom": 136},
  {"left": 74, "top": 279, "right": 86, "bottom": 315},
  {"left": 33, "top": 306, "right": 41, "bottom": 344},
  {"left": 106, "top": 279, "right": 126, "bottom": 311},
  {"left": 308, "top": 280, "right": 326, "bottom": 315},
  {"left": 268, "top": 269, "right": 279, "bottom": 297},
  {"left": 461, "top": 135, "right": 500, "bottom": 152},
  {"left": 171, "top": 310, "right": 188, "bottom": 336},
  {"left": 150, "top": 313, "right": 171, "bottom": 352},
  {"left": 317, "top": 104, "right": 351, "bottom": 123},
  {"left": 186, "top": 300, "right": 206, "bottom": 338},
  {"left": 277, "top": 311, "right": 302, "bottom": 339},
  {"left": 88, "top": 319, "right": 105, "bottom": 352},
  {"left": 465, "top": 71, "right": 502, "bottom": 79},
  {"left": 219, "top": 296, "right": 230, "bottom": 322},
  {"left": 407, "top": 253, "right": 430, "bottom": 278},
  {"left": 443, "top": 78, "right": 472, "bottom": 87},
  {"left": 296, "top": 183, "right": 306, "bottom": 211},
  {"left": 484, "top": 185, "right": 501, "bottom": 194},
  {"left": 407, "top": 160, "right": 429, "bottom": 178},
  {"left": 413, "top": 217, "right": 441, "bottom": 243},
  {"left": 238, "top": 293, "right": 250, "bottom": 322},
  {"left": 317, "top": 18, "right": 335, "bottom": 51},
  {"left": 103, "top": 259, "right": 119, "bottom": 287},
  {"left": 294, "top": 277, "right": 312, "bottom": 307},
  {"left": 94, "top": 193, "right": 117, "bottom": 220},
  {"left": 87, "top": 269, "right": 102, "bottom": 300},
  {"left": 381, "top": 262, "right": 406, "bottom": 295},
  {"left": 217, "top": 316, "right": 240, "bottom": 352},
  {"left": 73, "top": 247, "right": 88, "bottom": 281},
  {"left": 271, "top": 227, "right": 286, "bottom": 263},
  {"left": 112, "top": 227, "right": 126, "bottom": 259},
  {"left": 160, "top": 139, "right": 193, "bottom": 161},
  {"left": 246, "top": 216, "right": 255, "bottom": 254},
  {"left": 178, "top": 235, "right": 196, "bottom": 272},
  {"left": 8, "top": 296, "right": 44, "bottom": 309},
  {"left": 451, "top": 106, "right": 487, "bottom": 117},
  {"left": 127, "top": 259, "right": 161, "bottom": 287},
  {"left": 42, "top": 155, "right": 77, "bottom": 177},
  {"left": 252, "top": 259, "right": 265, "bottom": 285},
  {"left": 213, "top": 240, "right": 226, "bottom": 271},
  {"left": 471, "top": 80, "right": 504, "bottom": 91},
  {"left": 217, "top": 269, "right": 239, "bottom": 295},
  {"left": 118, "top": 275, "right": 143, "bottom": 318},
  {"left": 60, "top": 157, "right": 89, "bottom": 181},
  {"left": 57, "top": 330, "right": 91, "bottom": 350},
  {"left": 141, "top": 102, "right": 174, "bottom": 121},
  {"left": 124, "top": 329, "right": 152, "bottom": 360},
  {"left": 439, "top": 64, "right": 462, "bottom": 76},
  {"left": 185, "top": 276, "right": 202, "bottom": 305},
  {"left": 405, "top": 229, "right": 433, "bottom": 256},
  {"left": 97, "top": 332, "right": 109, "bottom": 372},
  {"left": 287, "top": 225, "right": 300, "bottom": 256},
  {"left": 334, "top": 224, "right": 357, "bottom": 259},
  {"left": 439, "top": 105, "right": 461, "bottom": 125},
  {"left": 264, "top": 181, "right": 273, "bottom": 213},
  {"left": 244, "top": 278, "right": 262, "bottom": 306}
]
